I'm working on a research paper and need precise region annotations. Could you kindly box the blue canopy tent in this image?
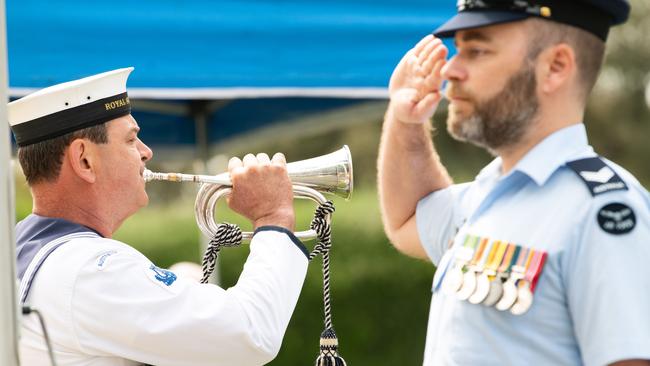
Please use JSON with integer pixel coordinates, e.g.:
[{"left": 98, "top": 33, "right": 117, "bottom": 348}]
[
  {"left": 5, "top": 0, "right": 461, "bottom": 329},
  {"left": 1, "top": 1, "right": 461, "bottom": 359},
  {"left": 7, "top": 0, "right": 454, "bottom": 154}
]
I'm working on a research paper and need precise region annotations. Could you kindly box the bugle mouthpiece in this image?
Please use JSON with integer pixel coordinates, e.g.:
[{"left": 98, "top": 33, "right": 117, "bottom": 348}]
[{"left": 143, "top": 169, "right": 183, "bottom": 183}]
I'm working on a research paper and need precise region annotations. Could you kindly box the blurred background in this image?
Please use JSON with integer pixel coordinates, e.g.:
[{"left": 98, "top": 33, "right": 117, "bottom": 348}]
[{"left": 9, "top": 0, "right": 650, "bottom": 364}]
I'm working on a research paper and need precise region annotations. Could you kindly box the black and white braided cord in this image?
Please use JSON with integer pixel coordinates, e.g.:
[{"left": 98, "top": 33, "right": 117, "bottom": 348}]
[
  {"left": 198, "top": 201, "right": 345, "bottom": 364},
  {"left": 309, "top": 201, "right": 346, "bottom": 365},
  {"left": 308, "top": 201, "right": 336, "bottom": 330},
  {"left": 200, "top": 223, "right": 243, "bottom": 284}
]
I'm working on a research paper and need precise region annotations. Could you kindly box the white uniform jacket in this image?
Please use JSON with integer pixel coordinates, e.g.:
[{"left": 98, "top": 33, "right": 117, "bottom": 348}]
[{"left": 16, "top": 214, "right": 309, "bottom": 366}]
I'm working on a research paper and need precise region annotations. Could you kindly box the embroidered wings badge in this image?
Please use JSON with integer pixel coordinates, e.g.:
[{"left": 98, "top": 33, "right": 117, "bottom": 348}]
[{"left": 597, "top": 202, "right": 636, "bottom": 235}]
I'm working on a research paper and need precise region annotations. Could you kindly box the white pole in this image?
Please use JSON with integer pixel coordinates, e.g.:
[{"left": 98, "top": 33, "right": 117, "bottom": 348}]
[
  {"left": 0, "top": 0, "right": 20, "bottom": 364},
  {"left": 192, "top": 103, "right": 220, "bottom": 284}
]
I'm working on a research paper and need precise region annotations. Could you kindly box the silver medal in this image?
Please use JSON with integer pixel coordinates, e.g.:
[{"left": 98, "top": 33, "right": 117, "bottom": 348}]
[
  {"left": 443, "top": 246, "right": 474, "bottom": 295},
  {"left": 482, "top": 276, "right": 504, "bottom": 306},
  {"left": 495, "top": 277, "right": 518, "bottom": 311},
  {"left": 456, "top": 270, "right": 477, "bottom": 300},
  {"left": 510, "top": 283, "right": 533, "bottom": 315},
  {"left": 469, "top": 272, "right": 490, "bottom": 304},
  {"left": 443, "top": 266, "right": 464, "bottom": 295}
]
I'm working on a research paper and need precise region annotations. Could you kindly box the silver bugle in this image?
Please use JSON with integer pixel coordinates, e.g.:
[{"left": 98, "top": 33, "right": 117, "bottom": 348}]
[{"left": 143, "top": 145, "right": 353, "bottom": 241}]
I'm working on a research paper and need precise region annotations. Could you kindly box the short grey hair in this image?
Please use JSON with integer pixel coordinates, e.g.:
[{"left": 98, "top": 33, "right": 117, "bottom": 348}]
[{"left": 525, "top": 18, "right": 606, "bottom": 102}]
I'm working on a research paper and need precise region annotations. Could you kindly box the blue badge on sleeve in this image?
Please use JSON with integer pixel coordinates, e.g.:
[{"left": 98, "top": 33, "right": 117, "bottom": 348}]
[
  {"left": 597, "top": 203, "right": 636, "bottom": 235},
  {"left": 149, "top": 264, "right": 177, "bottom": 286}
]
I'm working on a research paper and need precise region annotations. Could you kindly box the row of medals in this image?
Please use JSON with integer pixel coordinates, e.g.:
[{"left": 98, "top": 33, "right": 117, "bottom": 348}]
[{"left": 440, "top": 235, "right": 547, "bottom": 315}]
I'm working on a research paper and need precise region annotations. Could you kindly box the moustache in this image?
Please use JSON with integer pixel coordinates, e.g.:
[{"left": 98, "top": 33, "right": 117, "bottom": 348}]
[{"left": 444, "top": 83, "right": 474, "bottom": 102}]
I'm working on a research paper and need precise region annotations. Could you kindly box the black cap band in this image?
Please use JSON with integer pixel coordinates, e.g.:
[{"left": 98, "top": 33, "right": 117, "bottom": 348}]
[
  {"left": 11, "top": 92, "right": 131, "bottom": 147},
  {"left": 437, "top": 0, "right": 620, "bottom": 40}
]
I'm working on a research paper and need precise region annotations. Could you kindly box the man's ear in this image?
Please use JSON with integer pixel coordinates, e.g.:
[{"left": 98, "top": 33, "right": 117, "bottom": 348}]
[
  {"left": 537, "top": 43, "right": 577, "bottom": 95},
  {"left": 67, "top": 139, "right": 96, "bottom": 184}
]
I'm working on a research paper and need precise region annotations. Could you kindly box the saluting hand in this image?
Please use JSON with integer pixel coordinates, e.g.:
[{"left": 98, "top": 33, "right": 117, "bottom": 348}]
[
  {"left": 228, "top": 153, "right": 295, "bottom": 232},
  {"left": 389, "top": 35, "right": 448, "bottom": 124}
]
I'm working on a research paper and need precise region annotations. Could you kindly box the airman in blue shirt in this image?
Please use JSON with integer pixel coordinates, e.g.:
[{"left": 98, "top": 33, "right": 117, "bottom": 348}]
[{"left": 378, "top": 0, "right": 650, "bottom": 365}]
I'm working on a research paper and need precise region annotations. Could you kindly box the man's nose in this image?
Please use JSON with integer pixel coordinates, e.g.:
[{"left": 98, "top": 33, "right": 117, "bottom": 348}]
[
  {"left": 139, "top": 140, "right": 153, "bottom": 162},
  {"left": 440, "top": 55, "right": 466, "bottom": 82}
]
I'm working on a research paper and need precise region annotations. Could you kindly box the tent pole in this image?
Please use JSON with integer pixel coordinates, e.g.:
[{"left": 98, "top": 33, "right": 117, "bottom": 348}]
[
  {"left": 191, "top": 101, "right": 220, "bottom": 284},
  {"left": 0, "top": 0, "right": 21, "bottom": 363}
]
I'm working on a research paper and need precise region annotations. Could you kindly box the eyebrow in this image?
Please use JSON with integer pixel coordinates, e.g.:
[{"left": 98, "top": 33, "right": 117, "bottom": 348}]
[
  {"left": 456, "top": 30, "right": 493, "bottom": 45},
  {"left": 128, "top": 126, "right": 140, "bottom": 135}
]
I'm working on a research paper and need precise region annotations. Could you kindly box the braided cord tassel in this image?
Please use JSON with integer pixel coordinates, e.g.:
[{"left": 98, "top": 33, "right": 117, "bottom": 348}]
[
  {"left": 309, "top": 201, "right": 347, "bottom": 366},
  {"left": 200, "top": 223, "right": 243, "bottom": 284}
]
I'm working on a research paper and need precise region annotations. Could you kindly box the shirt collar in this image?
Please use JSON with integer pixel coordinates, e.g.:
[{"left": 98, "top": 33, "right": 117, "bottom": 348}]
[{"left": 476, "top": 124, "right": 593, "bottom": 186}]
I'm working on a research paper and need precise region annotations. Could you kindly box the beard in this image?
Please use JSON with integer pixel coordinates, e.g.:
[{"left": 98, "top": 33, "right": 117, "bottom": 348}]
[{"left": 446, "top": 61, "right": 539, "bottom": 154}]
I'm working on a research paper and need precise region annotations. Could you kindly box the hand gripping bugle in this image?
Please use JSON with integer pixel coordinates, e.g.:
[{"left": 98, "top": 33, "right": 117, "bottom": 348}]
[
  {"left": 145, "top": 146, "right": 352, "bottom": 363},
  {"left": 143, "top": 146, "right": 353, "bottom": 241}
]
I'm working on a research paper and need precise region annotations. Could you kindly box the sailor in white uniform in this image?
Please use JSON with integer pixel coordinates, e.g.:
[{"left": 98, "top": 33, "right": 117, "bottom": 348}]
[{"left": 10, "top": 68, "right": 308, "bottom": 366}]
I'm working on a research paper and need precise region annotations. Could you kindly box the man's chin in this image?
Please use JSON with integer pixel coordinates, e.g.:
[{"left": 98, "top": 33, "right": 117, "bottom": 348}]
[
  {"left": 447, "top": 115, "right": 488, "bottom": 146},
  {"left": 446, "top": 115, "right": 472, "bottom": 140},
  {"left": 447, "top": 107, "right": 473, "bottom": 126},
  {"left": 138, "top": 192, "right": 150, "bottom": 209}
]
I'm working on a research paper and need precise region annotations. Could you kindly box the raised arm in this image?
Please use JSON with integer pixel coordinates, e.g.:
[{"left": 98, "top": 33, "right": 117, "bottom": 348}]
[{"left": 378, "top": 35, "right": 453, "bottom": 259}]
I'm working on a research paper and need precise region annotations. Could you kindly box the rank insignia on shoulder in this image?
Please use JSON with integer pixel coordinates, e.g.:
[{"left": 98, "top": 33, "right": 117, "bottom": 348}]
[
  {"left": 567, "top": 157, "right": 628, "bottom": 196},
  {"left": 597, "top": 202, "right": 636, "bottom": 235},
  {"left": 149, "top": 264, "right": 177, "bottom": 286}
]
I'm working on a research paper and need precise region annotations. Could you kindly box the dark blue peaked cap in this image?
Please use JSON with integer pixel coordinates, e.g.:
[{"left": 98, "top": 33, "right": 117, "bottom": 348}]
[{"left": 434, "top": 0, "right": 630, "bottom": 41}]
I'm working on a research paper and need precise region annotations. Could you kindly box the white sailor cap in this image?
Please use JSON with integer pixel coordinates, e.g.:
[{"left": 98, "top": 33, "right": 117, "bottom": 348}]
[{"left": 8, "top": 67, "right": 134, "bottom": 147}]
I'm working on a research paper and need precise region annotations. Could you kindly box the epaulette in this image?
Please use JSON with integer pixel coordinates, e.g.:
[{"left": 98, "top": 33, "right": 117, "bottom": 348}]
[{"left": 566, "top": 157, "right": 628, "bottom": 197}]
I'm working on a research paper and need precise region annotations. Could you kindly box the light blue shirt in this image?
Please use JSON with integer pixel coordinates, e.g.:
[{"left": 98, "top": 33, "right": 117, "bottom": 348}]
[{"left": 416, "top": 124, "right": 650, "bottom": 366}]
